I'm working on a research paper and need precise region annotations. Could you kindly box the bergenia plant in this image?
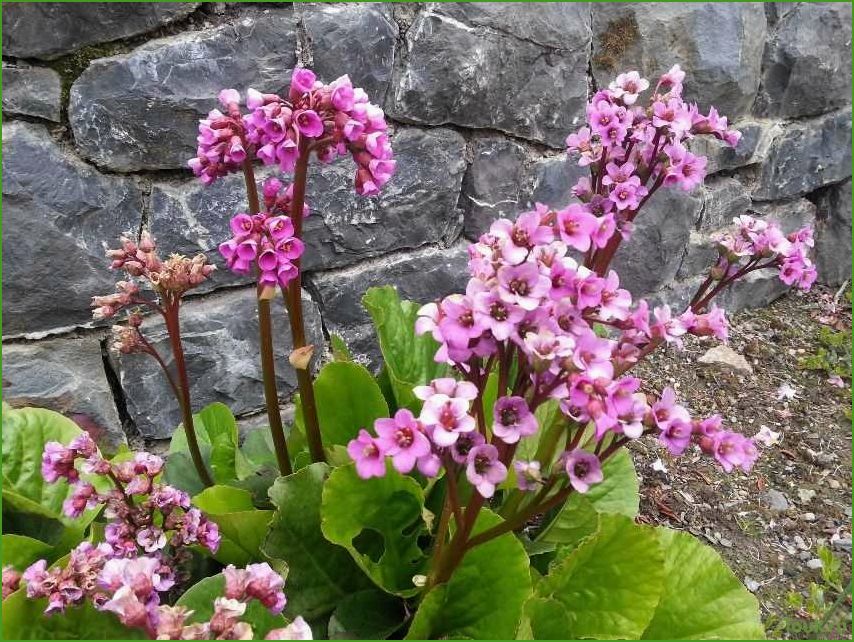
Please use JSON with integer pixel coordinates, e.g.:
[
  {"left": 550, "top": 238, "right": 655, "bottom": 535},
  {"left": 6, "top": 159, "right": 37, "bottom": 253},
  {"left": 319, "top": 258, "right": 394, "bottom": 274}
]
[
  {"left": 190, "top": 68, "right": 394, "bottom": 474},
  {"left": 346, "top": 65, "right": 815, "bottom": 589},
  {"left": 5, "top": 65, "right": 820, "bottom": 641},
  {"left": 93, "top": 233, "right": 216, "bottom": 486}
]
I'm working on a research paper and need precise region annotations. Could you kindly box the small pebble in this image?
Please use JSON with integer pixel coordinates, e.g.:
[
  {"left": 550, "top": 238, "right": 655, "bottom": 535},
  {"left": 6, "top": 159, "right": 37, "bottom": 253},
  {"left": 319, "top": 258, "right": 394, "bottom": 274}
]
[
  {"left": 800, "top": 512, "right": 817, "bottom": 522},
  {"left": 797, "top": 488, "right": 816, "bottom": 504},
  {"left": 745, "top": 578, "right": 760, "bottom": 592},
  {"left": 828, "top": 479, "right": 841, "bottom": 490},
  {"left": 806, "top": 558, "right": 823, "bottom": 570}
]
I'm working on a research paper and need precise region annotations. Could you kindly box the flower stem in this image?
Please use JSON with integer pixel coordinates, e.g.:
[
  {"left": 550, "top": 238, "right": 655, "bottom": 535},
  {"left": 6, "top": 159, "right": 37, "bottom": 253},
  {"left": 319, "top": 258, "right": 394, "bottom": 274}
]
[
  {"left": 285, "top": 142, "right": 325, "bottom": 464},
  {"left": 163, "top": 302, "right": 213, "bottom": 488},
  {"left": 258, "top": 297, "right": 293, "bottom": 477},
  {"left": 243, "top": 161, "right": 293, "bottom": 477}
]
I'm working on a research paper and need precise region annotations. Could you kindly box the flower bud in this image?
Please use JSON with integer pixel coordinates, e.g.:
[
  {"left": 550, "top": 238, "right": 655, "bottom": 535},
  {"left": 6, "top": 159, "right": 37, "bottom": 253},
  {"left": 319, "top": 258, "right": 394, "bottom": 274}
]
[{"left": 289, "top": 345, "right": 315, "bottom": 370}]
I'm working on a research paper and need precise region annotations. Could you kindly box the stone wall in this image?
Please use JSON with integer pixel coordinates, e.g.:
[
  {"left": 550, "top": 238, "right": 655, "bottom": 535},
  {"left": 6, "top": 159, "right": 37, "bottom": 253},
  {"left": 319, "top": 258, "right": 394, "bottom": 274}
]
[{"left": 2, "top": 3, "right": 851, "bottom": 447}]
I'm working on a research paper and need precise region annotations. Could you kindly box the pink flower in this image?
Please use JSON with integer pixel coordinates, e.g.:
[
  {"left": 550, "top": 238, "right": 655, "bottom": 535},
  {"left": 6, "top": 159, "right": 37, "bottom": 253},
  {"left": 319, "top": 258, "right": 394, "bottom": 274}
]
[
  {"left": 497, "top": 263, "right": 551, "bottom": 311},
  {"left": 564, "top": 449, "right": 604, "bottom": 493},
  {"left": 472, "top": 290, "right": 525, "bottom": 341},
  {"left": 659, "top": 418, "right": 693, "bottom": 455},
  {"left": 492, "top": 396, "right": 538, "bottom": 444},
  {"left": 244, "top": 562, "right": 287, "bottom": 614},
  {"left": 609, "top": 176, "right": 648, "bottom": 211},
  {"left": 290, "top": 68, "right": 317, "bottom": 97},
  {"left": 555, "top": 204, "right": 598, "bottom": 252},
  {"left": 347, "top": 429, "right": 387, "bottom": 479},
  {"left": 710, "top": 432, "right": 758, "bottom": 473},
  {"left": 266, "top": 616, "right": 313, "bottom": 640},
  {"left": 419, "top": 395, "right": 476, "bottom": 447},
  {"left": 651, "top": 387, "right": 691, "bottom": 432},
  {"left": 100, "top": 585, "right": 152, "bottom": 630},
  {"left": 514, "top": 460, "right": 542, "bottom": 491},
  {"left": 374, "top": 409, "right": 431, "bottom": 474},
  {"left": 413, "top": 377, "right": 478, "bottom": 402},
  {"left": 294, "top": 109, "right": 324, "bottom": 138},
  {"left": 466, "top": 445, "right": 507, "bottom": 498},
  {"left": 609, "top": 71, "right": 649, "bottom": 105}
]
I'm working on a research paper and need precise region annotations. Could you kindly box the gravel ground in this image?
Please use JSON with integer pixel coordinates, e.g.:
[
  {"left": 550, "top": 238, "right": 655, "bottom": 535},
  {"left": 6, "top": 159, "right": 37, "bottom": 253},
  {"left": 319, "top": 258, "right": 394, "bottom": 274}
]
[{"left": 630, "top": 285, "right": 852, "bottom": 640}]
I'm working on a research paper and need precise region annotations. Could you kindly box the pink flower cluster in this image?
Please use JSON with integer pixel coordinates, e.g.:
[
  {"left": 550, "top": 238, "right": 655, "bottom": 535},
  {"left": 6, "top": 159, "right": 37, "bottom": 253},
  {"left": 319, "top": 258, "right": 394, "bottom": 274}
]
[
  {"left": 565, "top": 65, "right": 741, "bottom": 248},
  {"left": 218, "top": 178, "right": 307, "bottom": 288},
  {"left": 97, "top": 232, "right": 214, "bottom": 308},
  {"left": 245, "top": 69, "right": 394, "bottom": 196},
  {"left": 147, "top": 564, "right": 302, "bottom": 640},
  {"left": 714, "top": 214, "right": 817, "bottom": 291},
  {"left": 189, "top": 69, "right": 395, "bottom": 196},
  {"left": 24, "top": 434, "right": 219, "bottom": 617},
  {"left": 18, "top": 437, "right": 311, "bottom": 638}
]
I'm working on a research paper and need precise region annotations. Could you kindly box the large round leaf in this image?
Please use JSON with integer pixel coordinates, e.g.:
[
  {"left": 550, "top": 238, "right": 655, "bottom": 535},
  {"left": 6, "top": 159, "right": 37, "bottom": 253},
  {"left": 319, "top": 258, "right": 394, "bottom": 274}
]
[
  {"left": 327, "top": 589, "right": 407, "bottom": 640},
  {"left": 2, "top": 405, "right": 88, "bottom": 520},
  {"left": 296, "top": 362, "right": 389, "bottom": 449},
  {"left": 538, "top": 449, "right": 639, "bottom": 547},
  {"left": 263, "top": 464, "right": 372, "bottom": 620},
  {"left": 2, "top": 589, "right": 146, "bottom": 639},
  {"left": 1, "top": 534, "right": 54, "bottom": 570},
  {"left": 192, "top": 485, "right": 273, "bottom": 566},
  {"left": 166, "top": 402, "right": 240, "bottom": 495},
  {"left": 321, "top": 462, "right": 427, "bottom": 596},
  {"left": 406, "top": 509, "right": 533, "bottom": 640},
  {"left": 175, "top": 574, "right": 287, "bottom": 638},
  {"left": 534, "top": 514, "right": 665, "bottom": 639},
  {"left": 362, "top": 286, "right": 450, "bottom": 413},
  {"left": 641, "top": 528, "right": 764, "bottom": 639}
]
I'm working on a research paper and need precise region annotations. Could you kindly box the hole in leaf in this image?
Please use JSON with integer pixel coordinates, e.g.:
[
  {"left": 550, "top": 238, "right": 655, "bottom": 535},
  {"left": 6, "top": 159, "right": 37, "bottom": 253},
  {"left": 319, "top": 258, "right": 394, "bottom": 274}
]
[{"left": 353, "top": 528, "right": 385, "bottom": 563}]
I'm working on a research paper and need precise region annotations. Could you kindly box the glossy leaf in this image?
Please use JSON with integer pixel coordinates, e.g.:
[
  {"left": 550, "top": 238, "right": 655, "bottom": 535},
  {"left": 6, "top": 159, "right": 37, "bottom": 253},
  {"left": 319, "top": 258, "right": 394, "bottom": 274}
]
[
  {"left": 296, "top": 362, "right": 389, "bottom": 449},
  {"left": 538, "top": 449, "right": 639, "bottom": 548},
  {"left": 1, "top": 534, "right": 54, "bottom": 569},
  {"left": 362, "top": 286, "right": 449, "bottom": 412},
  {"left": 166, "top": 402, "right": 240, "bottom": 495},
  {"left": 192, "top": 485, "right": 272, "bottom": 566},
  {"left": 534, "top": 514, "right": 665, "bottom": 639},
  {"left": 406, "top": 509, "right": 533, "bottom": 640},
  {"left": 2, "top": 589, "right": 145, "bottom": 640},
  {"left": 322, "top": 462, "right": 427, "bottom": 596},
  {"left": 264, "top": 464, "right": 372, "bottom": 620},
  {"left": 641, "top": 528, "right": 764, "bottom": 640},
  {"left": 2, "top": 405, "right": 89, "bottom": 521},
  {"left": 175, "top": 574, "right": 287, "bottom": 638},
  {"left": 327, "top": 589, "right": 407, "bottom": 640}
]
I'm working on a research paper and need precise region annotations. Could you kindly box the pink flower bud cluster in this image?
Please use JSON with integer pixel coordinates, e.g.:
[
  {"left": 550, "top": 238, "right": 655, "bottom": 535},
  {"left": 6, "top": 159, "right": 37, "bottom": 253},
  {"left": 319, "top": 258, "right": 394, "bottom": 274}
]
[
  {"left": 565, "top": 66, "right": 741, "bottom": 242},
  {"left": 244, "top": 68, "right": 394, "bottom": 196},
  {"left": 149, "top": 564, "right": 304, "bottom": 640},
  {"left": 218, "top": 178, "right": 306, "bottom": 288},
  {"left": 713, "top": 215, "right": 817, "bottom": 291},
  {"left": 188, "top": 89, "right": 248, "bottom": 185},
  {"left": 189, "top": 69, "right": 396, "bottom": 197},
  {"left": 22, "top": 435, "right": 220, "bottom": 618},
  {"left": 2, "top": 566, "right": 21, "bottom": 599},
  {"left": 93, "top": 232, "right": 215, "bottom": 322}
]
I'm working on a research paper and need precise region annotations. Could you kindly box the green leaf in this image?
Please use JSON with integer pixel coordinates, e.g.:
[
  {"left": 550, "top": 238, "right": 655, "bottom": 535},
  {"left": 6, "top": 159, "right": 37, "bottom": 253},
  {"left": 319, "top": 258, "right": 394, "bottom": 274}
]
[
  {"left": 523, "top": 597, "right": 571, "bottom": 640},
  {"left": 192, "top": 485, "right": 272, "bottom": 566},
  {"left": 296, "top": 362, "right": 389, "bottom": 449},
  {"left": 264, "top": 464, "right": 372, "bottom": 620},
  {"left": 328, "top": 589, "right": 407, "bottom": 640},
  {"left": 2, "top": 406, "right": 89, "bottom": 522},
  {"left": 175, "top": 574, "right": 287, "bottom": 638},
  {"left": 330, "top": 334, "right": 353, "bottom": 362},
  {"left": 538, "top": 449, "right": 639, "bottom": 547},
  {"left": 481, "top": 372, "right": 499, "bottom": 429},
  {"left": 2, "top": 589, "right": 146, "bottom": 640},
  {"left": 362, "top": 286, "right": 449, "bottom": 412},
  {"left": 1, "top": 534, "right": 54, "bottom": 569},
  {"left": 406, "top": 509, "right": 533, "bottom": 640},
  {"left": 537, "top": 495, "right": 600, "bottom": 550},
  {"left": 166, "top": 402, "right": 239, "bottom": 495},
  {"left": 535, "top": 514, "right": 665, "bottom": 639},
  {"left": 641, "top": 528, "right": 764, "bottom": 640},
  {"left": 322, "top": 462, "right": 427, "bottom": 596}
]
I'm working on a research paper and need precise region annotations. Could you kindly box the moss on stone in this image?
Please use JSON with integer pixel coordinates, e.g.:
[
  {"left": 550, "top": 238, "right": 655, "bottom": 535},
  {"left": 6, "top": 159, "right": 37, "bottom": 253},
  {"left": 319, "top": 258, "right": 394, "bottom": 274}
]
[{"left": 593, "top": 15, "right": 639, "bottom": 71}]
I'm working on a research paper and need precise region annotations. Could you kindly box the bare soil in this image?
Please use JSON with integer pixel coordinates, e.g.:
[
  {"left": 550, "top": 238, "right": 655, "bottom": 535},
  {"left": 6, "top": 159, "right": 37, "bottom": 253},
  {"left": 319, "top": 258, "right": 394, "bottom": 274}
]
[{"left": 631, "top": 285, "right": 852, "bottom": 640}]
